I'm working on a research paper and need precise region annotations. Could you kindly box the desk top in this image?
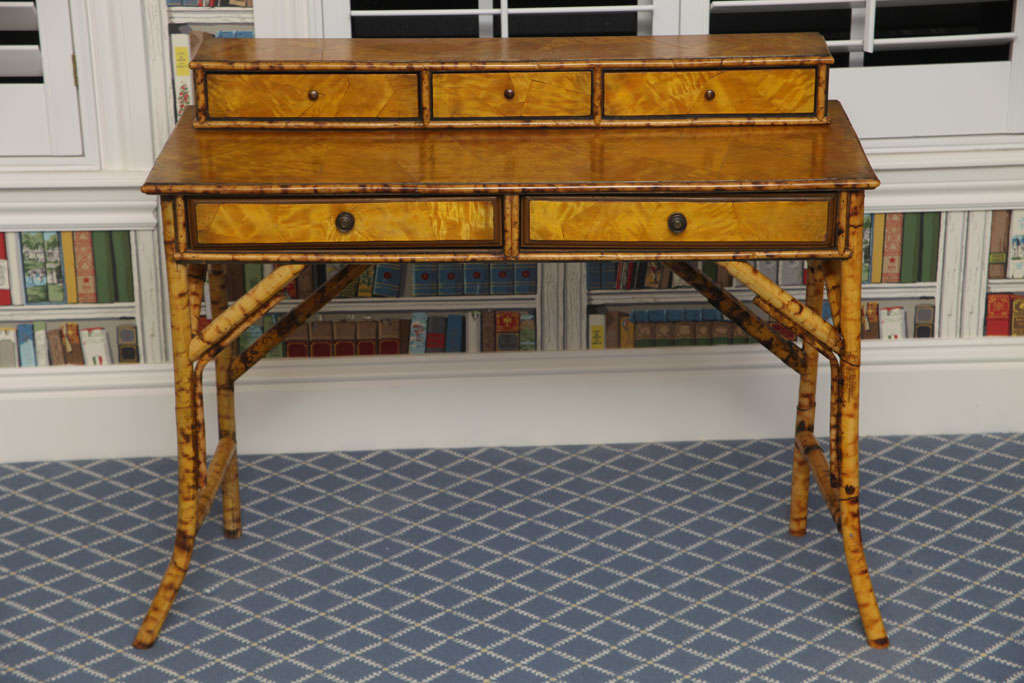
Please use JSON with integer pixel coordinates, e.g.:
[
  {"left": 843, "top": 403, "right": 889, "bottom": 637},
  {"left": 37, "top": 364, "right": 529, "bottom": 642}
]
[
  {"left": 192, "top": 33, "right": 832, "bottom": 69},
  {"left": 145, "top": 102, "right": 876, "bottom": 196}
]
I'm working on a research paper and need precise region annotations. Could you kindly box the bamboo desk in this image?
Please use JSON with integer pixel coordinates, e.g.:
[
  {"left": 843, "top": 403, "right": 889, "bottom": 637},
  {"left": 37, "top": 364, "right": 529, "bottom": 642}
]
[{"left": 135, "top": 35, "right": 887, "bottom": 650}]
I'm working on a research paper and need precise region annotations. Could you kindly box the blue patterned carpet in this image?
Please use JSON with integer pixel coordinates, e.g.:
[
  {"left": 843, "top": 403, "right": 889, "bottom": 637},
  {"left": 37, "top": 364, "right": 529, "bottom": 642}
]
[{"left": 1, "top": 434, "right": 1022, "bottom": 682}]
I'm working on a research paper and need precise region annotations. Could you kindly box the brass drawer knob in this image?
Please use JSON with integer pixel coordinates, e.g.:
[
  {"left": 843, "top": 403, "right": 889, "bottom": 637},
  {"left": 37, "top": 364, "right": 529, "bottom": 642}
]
[
  {"left": 504, "top": 88, "right": 515, "bottom": 100},
  {"left": 335, "top": 211, "right": 355, "bottom": 233},
  {"left": 668, "top": 212, "right": 687, "bottom": 234},
  {"left": 704, "top": 89, "right": 715, "bottom": 101},
  {"left": 308, "top": 89, "right": 320, "bottom": 101}
]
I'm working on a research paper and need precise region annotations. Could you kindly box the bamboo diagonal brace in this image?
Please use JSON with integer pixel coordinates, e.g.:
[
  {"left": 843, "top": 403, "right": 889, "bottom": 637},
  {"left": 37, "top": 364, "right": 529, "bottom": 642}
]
[
  {"left": 718, "top": 260, "right": 843, "bottom": 355},
  {"left": 188, "top": 264, "right": 306, "bottom": 362},
  {"left": 196, "top": 436, "right": 237, "bottom": 528},
  {"left": 796, "top": 429, "right": 841, "bottom": 527},
  {"left": 229, "top": 264, "right": 368, "bottom": 382},
  {"left": 665, "top": 261, "right": 805, "bottom": 374}
]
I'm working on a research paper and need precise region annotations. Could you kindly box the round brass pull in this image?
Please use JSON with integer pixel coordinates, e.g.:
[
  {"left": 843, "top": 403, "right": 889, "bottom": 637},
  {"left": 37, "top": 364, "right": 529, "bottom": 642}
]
[
  {"left": 704, "top": 89, "right": 715, "bottom": 101},
  {"left": 668, "top": 212, "right": 687, "bottom": 234},
  {"left": 504, "top": 88, "right": 515, "bottom": 100},
  {"left": 335, "top": 211, "right": 355, "bottom": 233},
  {"left": 308, "top": 89, "right": 320, "bottom": 101}
]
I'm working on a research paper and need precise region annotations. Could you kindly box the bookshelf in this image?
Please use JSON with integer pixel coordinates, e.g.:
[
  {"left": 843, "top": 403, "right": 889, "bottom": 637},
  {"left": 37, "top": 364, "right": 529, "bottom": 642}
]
[{"left": 1, "top": 0, "right": 1022, "bottom": 461}]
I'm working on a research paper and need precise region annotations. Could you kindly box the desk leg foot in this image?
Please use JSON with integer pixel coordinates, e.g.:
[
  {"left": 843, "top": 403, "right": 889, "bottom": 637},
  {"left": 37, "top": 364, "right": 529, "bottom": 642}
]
[
  {"left": 789, "top": 261, "right": 825, "bottom": 536},
  {"left": 835, "top": 208, "right": 888, "bottom": 648},
  {"left": 133, "top": 529, "right": 196, "bottom": 649}
]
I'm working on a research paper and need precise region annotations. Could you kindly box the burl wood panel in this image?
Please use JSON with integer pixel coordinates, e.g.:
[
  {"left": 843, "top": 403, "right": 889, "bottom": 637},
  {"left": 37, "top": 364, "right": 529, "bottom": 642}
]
[
  {"left": 524, "top": 196, "right": 833, "bottom": 247},
  {"left": 604, "top": 68, "right": 816, "bottom": 117},
  {"left": 192, "top": 34, "right": 832, "bottom": 69},
  {"left": 432, "top": 71, "right": 591, "bottom": 119},
  {"left": 192, "top": 198, "right": 499, "bottom": 247},
  {"left": 145, "top": 103, "right": 877, "bottom": 195},
  {"left": 205, "top": 73, "right": 419, "bottom": 119}
]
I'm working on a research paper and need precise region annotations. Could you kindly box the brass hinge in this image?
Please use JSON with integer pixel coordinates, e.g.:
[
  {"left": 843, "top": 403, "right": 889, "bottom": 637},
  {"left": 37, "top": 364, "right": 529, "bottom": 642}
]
[{"left": 71, "top": 53, "right": 78, "bottom": 88}]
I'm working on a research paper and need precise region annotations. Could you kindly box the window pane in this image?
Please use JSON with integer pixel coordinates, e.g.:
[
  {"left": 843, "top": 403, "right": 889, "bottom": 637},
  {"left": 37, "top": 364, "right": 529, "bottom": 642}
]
[
  {"left": 508, "top": 1, "right": 638, "bottom": 37},
  {"left": 351, "top": 1, "right": 481, "bottom": 38}
]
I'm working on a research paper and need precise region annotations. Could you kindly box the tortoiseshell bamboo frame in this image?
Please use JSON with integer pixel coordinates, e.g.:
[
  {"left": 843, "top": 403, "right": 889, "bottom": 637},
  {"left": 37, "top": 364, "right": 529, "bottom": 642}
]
[{"left": 135, "top": 194, "right": 887, "bottom": 650}]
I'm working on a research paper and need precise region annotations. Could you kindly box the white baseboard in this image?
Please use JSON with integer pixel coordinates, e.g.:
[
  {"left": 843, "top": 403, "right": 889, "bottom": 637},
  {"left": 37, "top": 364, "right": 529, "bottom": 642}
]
[{"left": 2, "top": 339, "right": 1022, "bottom": 463}]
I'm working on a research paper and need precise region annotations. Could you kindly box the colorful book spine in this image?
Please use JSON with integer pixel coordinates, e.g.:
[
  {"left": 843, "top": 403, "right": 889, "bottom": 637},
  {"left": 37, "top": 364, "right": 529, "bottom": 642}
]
[
  {"left": 600, "top": 263, "right": 617, "bottom": 290},
  {"left": 408, "top": 312, "right": 428, "bottom": 353},
  {"left": 356, "top": 266, "right": 376, "bottom": 297},
  {"left": 20, "top": 232, "right": 48, "bottom": 304},
  {"left": 870, "top": 213, "right": 885, "bottom": 284},
  {"left": 879, "top": 307, "right": 906, "bottom": 340},
  {"left": 919, "top": 213, "right": 941, "bottom": 283},
  {"left": 861, "top": 215, "right": 873, "bottom": 283},
  {"left": 332, "top": 320, "right": 356, "bottom": 356},
  {"left": 514, "top": 263, "right": 537, "bottom": 295},
  {"left": 284, "top": 325, "right": 309, "bottom": 357},
  {"left": 913, "top": 303, "right": 935, "bottom": 338},
  {"left": 900, "top": 213, "right": 922, "bottom": 283},
  {"left": 465, "top": 311, "right": 482, "bottom": 353},
  {"left": 519, "top": 312, "right": 536, "bottom": 351},
  {"left": 0, "top": 236, "right": 9, "bottom": 306},
  {"left": 586, "top": 263, "right": 602, "bottom": 291},
  {"left": 1011, "top": 296, "right": 1024, "bottom": 336},
  {"left": 91, "top": 231, "right": 117, "bottom": 303},
  {"left": 81, "top": 327, "right": 112, "bottom": 365},
  {"left": 373, "top": 264, "right": 402, "bottom": 297},
  {"left": 881, "top": 214, "right": 903, "bottom": 283},
  {"left": 170, "top": 32, "right": 194, "bottom": 119},
  {"left": 42, "top": 231, "right": 65, "bottom": 303},
  {"left": 412, "top": 264, "right": 439, "bottom": 296},
  {"left": 117, "top": 324, "right": 139, "bottom": 363},
  {"left": 33, "top": 321, "right": 48, "bottom": 366},
  {"left": 604, "top": 311, "right": 622, "bottom": 349},
  {"left": 46, "top": 328, "right": 65, "bottom": 365},
  {"left": 588, "top": 313, "right": 605, "bottom": 349},
  {"left": 490, "top": 263, "right": 514, "bottom": 295},
  {"left": 356, "top": 320, "right": 379, "bottom": 355},
  {"left": 985, "top": 293, "right": 1012, "bottom": 335},
  {"left": 309, "top": 321, "right": 334, "bottom": 357},
  {"left": 16, "top": 323, "right": 35, "bottom": 367},
  {"left": 60, "top": 232, "right": 78, "bottom": 304},
  {"left": 73, "top": 232, "right": 97, "bottom": 303},
  {"left": 425, "top": 316, "right": 446, "bottom": 353},
  {"left": 463, "top": 264, "right": 489, "bottom": 295},
  {"left": 111, "top": 231, "right": 134, "bottom": 302},
  {"left": 862, "top": 302, "right": 880, "bottom": 340},
  {"left": 988, "top": 210, "right": 1011, "bottom": 279},
  {"left": 0, "top": 327, "right": 16, "bottom": 367},
  {"left": 495, "top": 311, "right": 520, "bottom": 351},
  {"left": 480, "top": 310, "right": 495, "bottom": 352},
  {"left": 445, "top": 314, "right": 464, "bottom": 353},
  {"left": 1007, "top": 210, "right": 1024, "bottom": 279},
  {"left": 63, "top": 323, "right": 84, "bottom": 364},
  {"left": 437, "top": 264, "right": 463, "bottom": 297},
  {"left": 378, "top": 319, "right": 401, "bottom": 354},
  {"left": 619, "top": 314, "right": 635, "bottom": 348}
]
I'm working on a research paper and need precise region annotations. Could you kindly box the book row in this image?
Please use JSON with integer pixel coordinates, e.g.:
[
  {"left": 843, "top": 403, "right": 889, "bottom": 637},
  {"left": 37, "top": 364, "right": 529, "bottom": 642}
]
[
  {"left": 0, "top": 321, "right": 139, "bottom": 368},
  {"left": 588, "top": 300, "right": 935, "bottom": 349},
  {"left": 987, "top": 210, "right": 1024, "bottom": 280},
  {"left": 984, "top": 293, "right": 1024, "bottom": 335},
  {"left": 0, "top": 231, "right": 134, "bottom": 307},
  {"left": 222, "top": 262, "right": 539, "bottom": 302},
  {"left": 234, "top": 310, "right": 538, "bottom": 358},
  {"left": 861, "top": 212, "right": 941, "bottom": 284}
]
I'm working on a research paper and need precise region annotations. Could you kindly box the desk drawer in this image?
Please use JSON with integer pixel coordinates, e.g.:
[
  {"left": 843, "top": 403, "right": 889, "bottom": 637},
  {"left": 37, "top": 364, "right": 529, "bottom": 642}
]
[
  {"left": 204, "top": 73, "right": 420, "bottom": 120},
  {"left": 522, "top": 195, "right": 836, "bottom": 250},
  {"left": 432, "top": 71, "right": 592, "bottom": 120},
  {"left": 190, "top": 197, "right": 501, "bottom": 250},
  {"left": 603, "top": 68, "right": 817, "bottom": 118}
]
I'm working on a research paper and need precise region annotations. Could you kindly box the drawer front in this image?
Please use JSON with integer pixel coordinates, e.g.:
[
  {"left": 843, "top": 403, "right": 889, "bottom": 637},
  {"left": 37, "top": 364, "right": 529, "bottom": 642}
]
[
  {"left": 191, "top": 198, "right": 501, "bottom": 250},
  {"left": 522, "top": 195, "right": 835, "bottom": 249},
  {"left": 603, "top": 68, "right": 816, "bottom": 118},
  {"left": 205, "top": 73, "right": 420, "bottom": 120},
  {"left": 432, "top": 71, "right": 592, "bottom": 119}
]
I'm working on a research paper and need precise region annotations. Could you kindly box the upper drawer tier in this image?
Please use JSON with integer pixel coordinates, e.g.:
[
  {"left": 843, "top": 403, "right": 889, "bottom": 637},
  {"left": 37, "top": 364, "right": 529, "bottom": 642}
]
[
  {"left": 188, "top": 197, "right": 501, "bottom": 252},
  {"left": 204, "top": 73, "right": 420, "bottom": 121},
  {"left": 190, "top": 34, "right": 831, "bottom": 128},
  {"left": 603, "top": 68, "right": 817, "bottom": 119},
  {"left": 431, "top": 71, "right": 592, "bottom": 120}
]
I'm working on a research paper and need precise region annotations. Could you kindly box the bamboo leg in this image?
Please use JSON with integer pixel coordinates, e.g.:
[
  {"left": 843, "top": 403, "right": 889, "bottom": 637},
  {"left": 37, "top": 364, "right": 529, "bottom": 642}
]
[
  {"left": 836, "top": 199, "right": 889, "bottom": 649},
  {"left": 134, "top": 211, "right": 202, "bottom": 649},
  {"left": 790, "top": 260, "right": 825, "bottom": 535},
  {"left": 822, "top": 261, "right": 844, "bottom": 489},
  {"left": 187, "top": 265, "right": 208, "bottom": 489},
  {"left": 208, "top": 265, "right": 241, "bottom": 537}
]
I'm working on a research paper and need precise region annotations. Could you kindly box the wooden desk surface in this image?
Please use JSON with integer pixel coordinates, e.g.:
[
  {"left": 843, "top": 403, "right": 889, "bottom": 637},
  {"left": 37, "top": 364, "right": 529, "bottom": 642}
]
[
  {"left": 192, "top": 33, "right": 832, "bottom": 69},
  {"left": 144, "top": 102, "right": 876, "bottom": 196}
]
